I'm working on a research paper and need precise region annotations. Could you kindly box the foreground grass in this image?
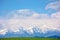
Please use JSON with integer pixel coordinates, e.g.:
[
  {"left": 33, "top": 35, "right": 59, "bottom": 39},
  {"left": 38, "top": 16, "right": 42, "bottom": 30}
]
[{"left": 0, "top": 37, "right": 60, "bottom": 40}]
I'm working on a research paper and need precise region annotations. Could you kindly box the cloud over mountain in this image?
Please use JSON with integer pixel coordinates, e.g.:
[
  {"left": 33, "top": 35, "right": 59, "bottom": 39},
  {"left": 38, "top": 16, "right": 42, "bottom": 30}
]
[{"left": 0, "top": 8, "right": 60, "bottom": 36}]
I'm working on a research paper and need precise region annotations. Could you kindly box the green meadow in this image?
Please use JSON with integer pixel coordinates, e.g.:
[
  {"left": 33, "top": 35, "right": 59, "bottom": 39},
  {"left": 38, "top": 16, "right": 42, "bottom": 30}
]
[{"left": 0, "top": 37, "right": 60, "bottom": 40}]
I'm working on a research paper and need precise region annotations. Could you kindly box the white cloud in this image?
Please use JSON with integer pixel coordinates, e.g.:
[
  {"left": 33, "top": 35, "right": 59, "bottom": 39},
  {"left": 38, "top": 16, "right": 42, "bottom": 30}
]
[
  {"left": 31, "top": 13, "right": 49, "bottom": 19},
  {"left": 6, "top": 18, "right": 60, "bottom": 33},
  {"left": 51, "top": 12, "right": 60, "bottom": 18},
  {"left": 6, "top": 9, "right": 34, "bottom": 19},
  {"left": 44, "top": 0, "right": 60, "bottom": 33},
  {"left": 6, "top": 9, "right": 49, "bottom": 19},
  {"left": 0, "top": 9, "right": 60, "bottom": 35},
  {"left": 45, "top": 1, "right": 60, "bottom": 11}
]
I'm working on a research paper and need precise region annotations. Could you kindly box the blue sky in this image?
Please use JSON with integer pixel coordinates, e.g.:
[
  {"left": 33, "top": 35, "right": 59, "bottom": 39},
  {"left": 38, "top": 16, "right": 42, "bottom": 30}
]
[{"left": 0, "top": 0, "right": 58, "bottom": 15}]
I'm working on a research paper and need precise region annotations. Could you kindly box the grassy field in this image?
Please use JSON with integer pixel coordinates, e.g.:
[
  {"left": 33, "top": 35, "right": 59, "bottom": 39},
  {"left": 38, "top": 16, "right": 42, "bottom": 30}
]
[{"left": 0, "top": 37, "right": 60, "bottom": 40}]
